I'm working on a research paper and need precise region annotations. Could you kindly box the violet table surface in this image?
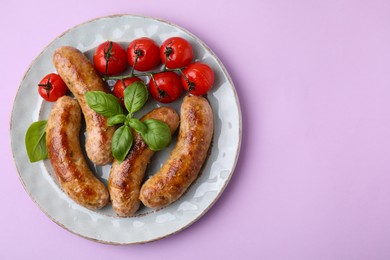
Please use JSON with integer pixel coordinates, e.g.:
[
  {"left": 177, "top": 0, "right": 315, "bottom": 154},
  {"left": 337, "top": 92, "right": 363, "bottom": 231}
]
[{"left": 2, "top": 0, "right": 390, "bottom": 259}]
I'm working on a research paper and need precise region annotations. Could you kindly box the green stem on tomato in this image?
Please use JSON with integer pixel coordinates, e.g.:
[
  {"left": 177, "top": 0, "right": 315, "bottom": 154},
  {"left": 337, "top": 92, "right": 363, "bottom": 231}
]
[
  {"left": 103, "top": 66, "right": 194, "bottom": 93},
  {"left": 103, "top": 71, "right": 153, "bottom": 81},
  {"left": 38, "top": 75, "right": 52, "bottom": 99},
  {"left": 103, "top": 41, "right": 114, "bottom": 75},
  {"left": 162, "top": 42, "right": 173, "bottom": 71},
  {"left": 150, "top": 73, "right": 169, "bottom": 99},
  {"left": 177, "top": 68, "right": 195, "bottom": 91},
  {"left": 165, "top": 67, "right": 186, "bottom": 73},
  {"left": 129, "top": 49, "right": 142, "bottom": 77}
]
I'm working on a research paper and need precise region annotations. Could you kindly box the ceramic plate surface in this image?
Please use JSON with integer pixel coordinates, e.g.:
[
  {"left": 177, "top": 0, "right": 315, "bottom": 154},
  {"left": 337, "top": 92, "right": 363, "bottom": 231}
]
[{"left": 11, "top": 14, "right": 241, "bottom": 244}]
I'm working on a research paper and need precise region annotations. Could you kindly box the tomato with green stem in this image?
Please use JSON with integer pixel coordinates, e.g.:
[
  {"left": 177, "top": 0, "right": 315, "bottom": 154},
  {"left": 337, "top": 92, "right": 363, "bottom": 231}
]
[
  {"left": 93, "top": 41, "right": 127, "bottom": 75},
  {"left": 149, "top": 71, "right": 183, "bottom": 103},
  {"left": 181, "top": 62, "right": 214, "bottom": 96},
  {"left": 127, "top": 37, "right": 160, "bottom": 72},
  {"left": 160, "top": 37, "right": 193, "bottom": 69},
  {"left": 38, "top": 73, "right": 68, "bottom": 102}
]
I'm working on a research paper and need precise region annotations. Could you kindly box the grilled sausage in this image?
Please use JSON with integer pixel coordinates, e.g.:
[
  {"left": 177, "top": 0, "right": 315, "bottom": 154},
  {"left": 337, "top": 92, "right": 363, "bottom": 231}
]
[
  {"left": 46, "top": 96, "right": 109, "bottom": 210},
  {"left": 139, "top": 95, "right": 213, "bottom": 209},
  {"left": 53, "top": 46, "right": 115, "bottom": 165},
  {"left": 108, "top": 107, "right": 179, "bottom": 216}
]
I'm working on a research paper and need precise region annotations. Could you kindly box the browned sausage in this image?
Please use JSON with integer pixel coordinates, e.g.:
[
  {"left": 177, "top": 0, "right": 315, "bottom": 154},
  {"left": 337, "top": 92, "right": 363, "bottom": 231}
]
[
  {"left": 139, "top": 95, "right": 214, "bottom": 209},
  {"left": 46, "top": 96, "right": 109, "bottom": 210},
  {"left": 108, "top": 107, "right": 180, "bottom": 216},
  {"left": 53, "top": 46, "right": 115, "bottom": 165}
]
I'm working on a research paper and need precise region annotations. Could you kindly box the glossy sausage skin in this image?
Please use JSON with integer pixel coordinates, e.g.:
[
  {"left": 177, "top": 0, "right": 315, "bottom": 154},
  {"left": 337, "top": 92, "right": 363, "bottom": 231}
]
[
  {"left": 46, "top": 96, "right": 109, "bottom": 210},
  {"left": 108, "top": 107, "right": 179, "bottom": 217},
  {"left": 139, "top": 95, "right": 214, "bottom": 209},
  {"left": 53, "top": 46, "right": 115, "bottom": 165}
]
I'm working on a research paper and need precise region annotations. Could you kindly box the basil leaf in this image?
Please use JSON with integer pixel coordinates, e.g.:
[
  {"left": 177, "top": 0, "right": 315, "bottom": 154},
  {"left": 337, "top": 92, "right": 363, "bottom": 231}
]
[
  {"left": 108, "top": 114, "right": 127, "bottom": 126},
  {"left": 124, "top": 81, "right": 148, "bottom": 114},
  {"left": 141, "top": 119, "right": 172, "bottom": 151},
  {"left": 128, "top": 118, "right": 147, "bottom": 134},
  {"left": 112, "top": 125, "right": 133, "bottom": 162},
  {"left": 25, "top": 120, "right": 48, "bottom": 163},
  {"left": 85, "top": 91, "right": 123, "bottom": 117}
]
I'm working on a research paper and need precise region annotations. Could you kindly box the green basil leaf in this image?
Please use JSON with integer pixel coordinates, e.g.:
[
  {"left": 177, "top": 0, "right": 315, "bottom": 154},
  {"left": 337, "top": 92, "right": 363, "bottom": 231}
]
[
  {"left": 85, "top": 91, "right": 123, "bottom": 117},
  {"left": 108, "top": 114, "right": 127, "bottom": 126},
  {"left": 141, "top": 119, "right": 172, "bottom": 151},
  {"left": 112, "top": 125, "right": 133, "bottom": 162},
  {"left": 124, "top": 81, "right": 148, "bottom": 114},
  {"left": 25, "top": 120, "right": 48, "bottom": 163},
  {"left": 128, "top": 118, "right": 147, "bottom": 134}
]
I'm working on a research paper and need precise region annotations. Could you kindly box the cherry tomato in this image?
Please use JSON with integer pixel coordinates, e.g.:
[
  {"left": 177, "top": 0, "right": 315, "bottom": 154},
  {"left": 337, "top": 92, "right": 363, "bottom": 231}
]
[
  {"left": 93, "top": 41, "right": 127, "bottom": 75},
  {"left": 38, "top": 73, "right": 68, "bottom": 102},
  {"left": 160, "top": 37, "right": 193, "bottom": 69},
  {"left": 149, "top": 72, "right": 183, "bottom": 103},
  {"left": 181, "top": 62, "right": 214, "bottom": 96},
  {"left": 112, "top": 77, "right": 143, "bottom": 106},
  {"left": 127, "top": 37, "right": 160, "bottom": 71}
]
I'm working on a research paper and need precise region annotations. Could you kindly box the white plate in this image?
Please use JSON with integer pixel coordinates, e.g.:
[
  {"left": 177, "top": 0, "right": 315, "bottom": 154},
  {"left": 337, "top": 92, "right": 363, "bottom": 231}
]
[{"left": 10, "top": 14, "right": 241, "bottom": 244}]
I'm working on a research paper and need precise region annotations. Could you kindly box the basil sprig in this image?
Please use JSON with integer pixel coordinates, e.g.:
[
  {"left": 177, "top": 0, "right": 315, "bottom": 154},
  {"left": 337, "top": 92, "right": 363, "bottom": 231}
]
[
  {"left": 25, "top": 120, "right": 48, "bottom": 162},
  {"left": 86, "top": 81, "right": 172, "bottom": 162}
]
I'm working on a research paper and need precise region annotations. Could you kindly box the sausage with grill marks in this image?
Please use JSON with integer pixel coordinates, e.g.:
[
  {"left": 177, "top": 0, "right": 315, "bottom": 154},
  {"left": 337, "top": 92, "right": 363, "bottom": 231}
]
[
  {"left": 139, "top": 95, "right": 213, "bottom": 209},
  {"left": 53, "top": 46, "right": 115, "bottom": 165},
  {"left": 46, "top": 96, "right": 109, "bottom": 210}
]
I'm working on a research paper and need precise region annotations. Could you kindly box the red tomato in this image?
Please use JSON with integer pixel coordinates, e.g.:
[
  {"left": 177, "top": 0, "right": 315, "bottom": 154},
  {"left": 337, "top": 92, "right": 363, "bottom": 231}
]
[
  {"left": 112, "top": 77, "right": 143, "bottom": 106},
  {"left": 149, "top": 72, "right": 183, "bottom": 103},
  {"left": 160, "top": 37, "right": 193, "bottom": 69},
  {"left": 127, "top": 37, "right": 160, "bottom": 71},
  {"left": 38, "top": 73, "right": 68, "bottom": 102},
  {"left": 181, "top": 62, "right": 214, "bottom": 96},
  {"left": 93, "top": 41, "right": 127, "bottom": 75}
]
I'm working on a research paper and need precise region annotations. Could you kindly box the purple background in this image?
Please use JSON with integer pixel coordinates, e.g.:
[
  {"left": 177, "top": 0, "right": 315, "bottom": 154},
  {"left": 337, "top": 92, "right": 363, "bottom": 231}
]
[{"left": 2, "top": 0, "right": 390, "bottom": 259}]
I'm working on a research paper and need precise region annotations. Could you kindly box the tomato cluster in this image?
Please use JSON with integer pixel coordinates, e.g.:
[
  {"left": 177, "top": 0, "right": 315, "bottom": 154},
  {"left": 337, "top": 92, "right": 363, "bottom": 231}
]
[
  {"left": 37, "top": 36, "right": 214, "bottom": 103},
  {"left": 94, "top": 36, "right": 214, "bottom": 103}
]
